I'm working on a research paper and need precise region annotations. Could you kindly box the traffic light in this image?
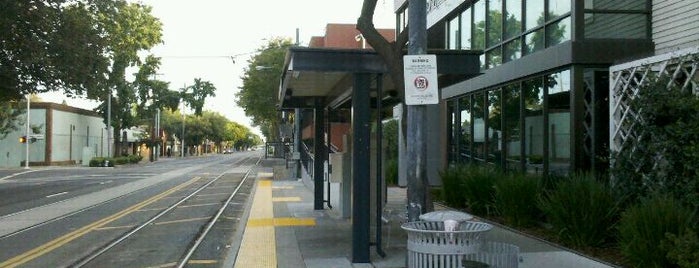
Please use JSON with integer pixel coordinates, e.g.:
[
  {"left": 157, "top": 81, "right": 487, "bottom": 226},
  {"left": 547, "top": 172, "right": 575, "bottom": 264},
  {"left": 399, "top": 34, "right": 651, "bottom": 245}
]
[{"left": 19, "top": 136, "right": 27, "bottom": 143}]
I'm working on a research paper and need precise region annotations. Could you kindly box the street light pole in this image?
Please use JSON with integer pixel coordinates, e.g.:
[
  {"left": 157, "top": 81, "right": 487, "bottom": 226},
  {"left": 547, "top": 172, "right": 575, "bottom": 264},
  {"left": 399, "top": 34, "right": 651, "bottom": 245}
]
[
  {"left": 181, "top": 102, "right": 185, "bottom": 158},
  {"left": 107, "top": 91, "right": 112, "bottom": 157},
  {"left": 25, "top": 94, "right": 30, "bottom": 169}
]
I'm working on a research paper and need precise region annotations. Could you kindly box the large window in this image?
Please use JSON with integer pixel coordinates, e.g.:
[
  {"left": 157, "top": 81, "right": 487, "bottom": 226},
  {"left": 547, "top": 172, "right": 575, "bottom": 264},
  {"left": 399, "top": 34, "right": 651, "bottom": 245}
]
[
  {"left": 504, "top": 38, "right": 521, "bottom": 62},
  {"left": 523, "top": 77, "right": 544, "bottom": 174},
  {"left": 448, "top": 16, "right": 460, "bottom": 49},
  {"left": 525, "top": 28, "right": 544, "bottom": 55},
  {"left": 487, "top": 89, "right": 503, "bottom": 164},
  {"left": 473, "top": 93, "right": 486, "bottom": 162},
  {"left": 525, "top": 0, "right": 545, "bottom": 31},
  {"left": 504, "top": 84, "right": 522, "bottom": 171},
  {"left": 461, "top": 7, "right": 472, "bottom": 49},
  {"left": 504, "top": 0, "right": 522, "bottom": 39},
  {"left": 487, "top": 0, "right": 503, "bottom": 46},
  {"left": 473, "top": 0, "right": 486, "bottom": 50},
  {"left": 547, "top": 17, "right": 571, "bottom": 47},
  {"left": 460, "top": 96, "right": 472, "bottom": 163},
  {"left": 547, "top": 70, "right": 571, "bottom": 174},
  {"left": 448, "top": 100, "right": 458, "bottom": 163},
  {"left": 548, "top": 0, "right": 571, "bottom": 19},
  {"left": 446, "top": 68, "right": 575, "bottom": 174}
]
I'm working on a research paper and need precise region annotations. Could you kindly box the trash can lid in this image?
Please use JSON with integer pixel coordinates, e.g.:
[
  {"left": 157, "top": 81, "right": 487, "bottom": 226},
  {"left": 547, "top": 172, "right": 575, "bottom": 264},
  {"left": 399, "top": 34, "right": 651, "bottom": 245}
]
[{"left": 419, "top": 210, "right": 473, "bottom": 222}]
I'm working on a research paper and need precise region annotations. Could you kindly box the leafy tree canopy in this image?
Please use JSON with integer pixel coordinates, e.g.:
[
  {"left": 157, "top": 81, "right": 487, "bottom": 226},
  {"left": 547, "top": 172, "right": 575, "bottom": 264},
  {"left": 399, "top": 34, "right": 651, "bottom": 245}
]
[{"left": 235, "top": 37, "right": 293, "bottom": 141}]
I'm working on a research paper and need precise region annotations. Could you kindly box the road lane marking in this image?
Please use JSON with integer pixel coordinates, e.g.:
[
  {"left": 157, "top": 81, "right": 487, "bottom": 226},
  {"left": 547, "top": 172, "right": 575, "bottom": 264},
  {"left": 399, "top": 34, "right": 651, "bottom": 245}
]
[
  {"left": 45, "top": 192, "right": 68, "bottom": 198},
  {"left": 0, "top": 177, "right": 202, "bottom": 268}
]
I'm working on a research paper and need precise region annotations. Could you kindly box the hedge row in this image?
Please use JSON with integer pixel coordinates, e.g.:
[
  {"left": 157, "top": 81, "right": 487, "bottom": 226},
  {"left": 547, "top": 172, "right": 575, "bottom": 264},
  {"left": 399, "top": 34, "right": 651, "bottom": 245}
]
[
  {"left": 89, "top": 155, "right": 142, "bottom": 167},
  {"left": 439, "top": 165, "right": 697, "bottom": 267}
]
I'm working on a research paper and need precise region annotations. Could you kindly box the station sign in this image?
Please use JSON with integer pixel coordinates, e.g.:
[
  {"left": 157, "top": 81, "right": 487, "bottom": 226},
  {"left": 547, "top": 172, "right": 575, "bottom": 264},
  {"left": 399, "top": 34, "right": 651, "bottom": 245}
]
[{"left": 403, "top": 54, "right": 439, "bottom": 105}]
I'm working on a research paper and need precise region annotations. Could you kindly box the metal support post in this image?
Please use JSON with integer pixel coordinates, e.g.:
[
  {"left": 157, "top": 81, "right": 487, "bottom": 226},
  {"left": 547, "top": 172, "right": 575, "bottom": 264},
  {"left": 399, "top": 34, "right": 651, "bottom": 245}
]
[
  {"left": 351, "top": 73, "right": 371, "bottom": 263},
  {"left": 406, "top": 0, "right": 429, "bottom": 222}
]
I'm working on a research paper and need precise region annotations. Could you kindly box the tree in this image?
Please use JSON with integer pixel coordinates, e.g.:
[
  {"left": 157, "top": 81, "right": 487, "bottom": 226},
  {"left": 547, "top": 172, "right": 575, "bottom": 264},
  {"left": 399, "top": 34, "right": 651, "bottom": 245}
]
[
  {"left": 236, "top": 38, "right": 293, "bottom": 141},
  {"left": 357, "top": 1, "right": 409, "bottom": 101},
  {"left": 181, "top": 78, "right": 216, "bottom": 116},
  {"left": 0, "top": 101, "right": 25, "bottom": 140},
  {"left": 91, "top": 1, "right": 163, "bottom": 155},
  {"left": 0, "top": 1, "right": 117, "bottom": 102},
  {"left": 0, "top": 1, "right": 122, "bottom": 135}
]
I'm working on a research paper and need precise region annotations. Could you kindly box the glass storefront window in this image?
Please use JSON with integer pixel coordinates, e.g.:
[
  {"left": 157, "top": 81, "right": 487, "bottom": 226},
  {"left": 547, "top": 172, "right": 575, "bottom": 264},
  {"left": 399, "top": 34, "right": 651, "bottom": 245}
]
[
  {"left": 487, "top": 89, "right": 503, "bottom": 165},
  {"left": 473, "top": 93, "right": 486, "bottom": 162},
  {"left": 473, "top": 0, "right": 486, "bottom": 50},
  {"left": 486, "top": 48, "right": 502, "bottom": 69},
  {"left": 448, "top": 16, "right": 459, "bottom": 49},
  {"left": 504, "top": 38, "right": 521, "bottom": 62},
  {"left": 546, "top": 17, "right": 571, "bottom": 47},
  {"left": 548, "top": 0, "right": 571, "bottom": 19},
  {"left": 525, "top": 0, "right": 545, "bottom": 31},
  {"left": 487, "top": 0, "right": 503, "bottom": 46},
  {"left": 547, "top": 70, "right": 571, "bottom": 174},
  {"left": 523, "top": 78, "right": 544, "bottom": 174},
  {"left": 525, "top": 28, "right": 544, "bottom": 55},
  {"left": 461, "top": 7, "right": 472, "bottom": 49},
  {"left": 448, "top": 100, "right": 458, "bottom": 163},
  {"left": 460, "top": 96, "right": 472, "bottom": 163},
  {"left": 504, "top": 0, "right": 522, "bottom": 39},
  {"left": 504, "top": 84, "right": 522, "bottom": 171}
]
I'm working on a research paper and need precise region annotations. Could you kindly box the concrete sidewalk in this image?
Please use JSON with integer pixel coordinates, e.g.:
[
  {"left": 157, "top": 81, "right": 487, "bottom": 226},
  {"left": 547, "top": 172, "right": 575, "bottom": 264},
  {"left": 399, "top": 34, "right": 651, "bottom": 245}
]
[{"left": 239, "top": 159, "right": 620, "bottom": 268}]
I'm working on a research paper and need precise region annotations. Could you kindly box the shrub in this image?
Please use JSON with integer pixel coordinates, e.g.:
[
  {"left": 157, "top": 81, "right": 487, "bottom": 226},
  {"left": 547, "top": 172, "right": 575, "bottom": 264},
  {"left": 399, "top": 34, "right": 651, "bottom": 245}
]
[
  {"left": 385, "top": 158, "right": 398, "bottom": 186},
  {"left": 128, "top": 154, "right": 143, "bottom": 163},
  {"left": 538, "top": 172, "right": 619, "bottom": 248},
  {"left": 438, "top": 164, "right": 469, "bottom": 208},
  {"left": 610, "top": 77, "right": 699, "bottom": 210},
  {"left": 664, "top": 229, "right": 699, "bottom": 268},
  {"left": 461, "top": 165, "right": 502, "bottom": 216},
  {"left": 618, "top": 195, "right": 694, "bottom": 268},
  {"left": 494, "top": 173, "right": 542, "bottom": 227},
  {"left": 89, "top": 157, "right": 114, "bottom": 167}
]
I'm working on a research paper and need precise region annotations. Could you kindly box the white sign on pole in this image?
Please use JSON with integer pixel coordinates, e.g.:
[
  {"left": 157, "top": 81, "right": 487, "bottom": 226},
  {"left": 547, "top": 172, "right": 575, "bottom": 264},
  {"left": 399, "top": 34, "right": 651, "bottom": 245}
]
[{"left": 403, "top": 54, "right": 439, "bottom": 105}]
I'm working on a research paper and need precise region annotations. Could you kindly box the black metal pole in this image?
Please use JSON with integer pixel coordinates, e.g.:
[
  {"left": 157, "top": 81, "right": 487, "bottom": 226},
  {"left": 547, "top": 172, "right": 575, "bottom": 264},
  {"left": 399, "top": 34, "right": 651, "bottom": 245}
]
[
  {"left": 406, "top": 0, "right": 429, "bottom": 222},
  {"left": 313, "top": 98, "right": 326, "bottom": 210},
  {"left": 352, "top": 73, "right": 371, "bottom": 263},
  {"left": 375, "top": 74, "right": 386, "bottom": 258}
]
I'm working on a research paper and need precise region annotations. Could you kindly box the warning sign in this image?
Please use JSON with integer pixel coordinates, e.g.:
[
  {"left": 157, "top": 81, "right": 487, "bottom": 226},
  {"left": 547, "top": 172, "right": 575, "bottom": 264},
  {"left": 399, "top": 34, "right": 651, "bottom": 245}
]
[{"left": 404, "top": 54, "right": 439, "bottom": 105}]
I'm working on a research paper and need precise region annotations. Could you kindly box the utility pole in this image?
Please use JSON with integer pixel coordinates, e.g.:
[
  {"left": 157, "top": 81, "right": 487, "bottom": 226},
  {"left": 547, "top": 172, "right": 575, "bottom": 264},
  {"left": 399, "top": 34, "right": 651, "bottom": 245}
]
[{"left": 406, "top": 0, "right": 429, "bottom": 222}]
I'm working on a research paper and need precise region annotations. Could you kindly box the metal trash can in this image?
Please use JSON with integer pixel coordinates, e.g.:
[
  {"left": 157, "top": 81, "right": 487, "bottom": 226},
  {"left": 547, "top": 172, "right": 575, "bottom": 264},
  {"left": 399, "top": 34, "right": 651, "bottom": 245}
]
[
  {"left": 464, "top": 242, "right": 519, "bottom": 268},
  {"left": 401, "top": 220, "right": 493, "bottom": 268}
]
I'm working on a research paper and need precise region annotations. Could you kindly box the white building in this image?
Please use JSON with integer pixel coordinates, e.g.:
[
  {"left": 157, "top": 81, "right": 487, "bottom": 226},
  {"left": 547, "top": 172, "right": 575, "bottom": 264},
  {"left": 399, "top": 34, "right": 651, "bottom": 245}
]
[{"left": 0, "top": 102, "right": 111, "bottom": 168}]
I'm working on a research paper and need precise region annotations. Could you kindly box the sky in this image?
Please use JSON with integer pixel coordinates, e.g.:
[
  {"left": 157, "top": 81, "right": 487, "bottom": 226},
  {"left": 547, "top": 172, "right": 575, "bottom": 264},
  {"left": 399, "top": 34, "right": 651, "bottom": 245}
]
[{"left": 40, "top": 0, "right": 396, "bottom": 137}]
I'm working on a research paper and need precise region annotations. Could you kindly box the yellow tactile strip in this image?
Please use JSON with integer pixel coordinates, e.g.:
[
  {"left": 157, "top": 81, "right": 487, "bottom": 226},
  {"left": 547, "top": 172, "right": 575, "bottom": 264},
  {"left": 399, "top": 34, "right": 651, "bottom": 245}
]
[
  {"left": 235, "top": 179, "right": 316, "bottom": 267},
  {"left": 236, "top": 180, "right": 275, "bottom": 267}
]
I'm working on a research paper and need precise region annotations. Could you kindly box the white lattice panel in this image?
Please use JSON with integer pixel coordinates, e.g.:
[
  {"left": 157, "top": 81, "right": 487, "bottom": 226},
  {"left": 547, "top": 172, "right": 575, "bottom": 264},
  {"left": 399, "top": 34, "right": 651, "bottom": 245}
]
[{"left": 609, "top": 46, "right": 699, "bottom": 151}]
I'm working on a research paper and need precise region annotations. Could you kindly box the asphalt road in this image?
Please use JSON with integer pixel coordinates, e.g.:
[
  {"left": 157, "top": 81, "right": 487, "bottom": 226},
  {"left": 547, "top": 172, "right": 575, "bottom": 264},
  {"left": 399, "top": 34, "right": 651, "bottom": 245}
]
[{"left": 0, "top": 151, "right": 262, "bottom": 267}]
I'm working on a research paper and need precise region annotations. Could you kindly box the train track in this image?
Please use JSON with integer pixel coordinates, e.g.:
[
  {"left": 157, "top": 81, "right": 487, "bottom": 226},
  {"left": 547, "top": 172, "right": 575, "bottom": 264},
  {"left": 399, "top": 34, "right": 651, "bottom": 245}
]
[{"left": 66, "top": 156, "right": 261, "bottom": 268}]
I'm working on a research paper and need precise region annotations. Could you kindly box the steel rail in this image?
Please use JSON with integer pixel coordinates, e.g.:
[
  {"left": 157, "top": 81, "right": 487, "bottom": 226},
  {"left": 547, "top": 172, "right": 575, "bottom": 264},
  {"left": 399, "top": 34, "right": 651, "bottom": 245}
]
[
  {"left": 176, "top": 156, "right": 262, "bottom": 268},
  {"left": 71, "top": 156, "right": 260, "bottom": 267}
]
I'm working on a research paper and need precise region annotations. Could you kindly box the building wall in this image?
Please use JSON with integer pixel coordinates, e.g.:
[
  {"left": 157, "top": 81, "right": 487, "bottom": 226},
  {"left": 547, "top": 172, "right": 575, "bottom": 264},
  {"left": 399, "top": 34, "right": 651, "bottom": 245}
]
[
  {"left": 51, "top": 109, "right": 109, "bottom": 164},
  {"left": 0, "top": 103, "right": 108, "bottom": 168},
  {"left": 0, "top": 106, "right": 46, "bottom": 167},
  {"left": 652, "top": 0, "right": 699, "bottom": 54}
]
